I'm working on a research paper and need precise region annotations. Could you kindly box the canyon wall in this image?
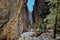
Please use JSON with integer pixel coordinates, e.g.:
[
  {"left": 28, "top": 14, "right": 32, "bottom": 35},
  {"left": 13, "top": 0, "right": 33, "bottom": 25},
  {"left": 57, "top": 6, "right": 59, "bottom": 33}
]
[
  {"left": 32, "top": 0, "right": 49, "bottom": 29},
  {"left": 0, "top": 0, "right": 50, "bottom": 40},
  {"left": 0, "top": 0, "right": 23, "bottom": 40},
  {"left": 20, "top": 0, "right": 30, "bottom": 33}
]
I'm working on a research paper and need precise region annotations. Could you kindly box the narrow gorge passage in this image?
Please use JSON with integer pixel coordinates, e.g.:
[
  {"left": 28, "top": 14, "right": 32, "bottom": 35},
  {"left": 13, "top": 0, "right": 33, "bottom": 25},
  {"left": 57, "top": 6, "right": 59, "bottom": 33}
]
[
  {"left": 0, "top": 0, "right": 60, "bottom": 40},
  {"left": 27, "top": 0, "right": 35, "bottom": 27}
]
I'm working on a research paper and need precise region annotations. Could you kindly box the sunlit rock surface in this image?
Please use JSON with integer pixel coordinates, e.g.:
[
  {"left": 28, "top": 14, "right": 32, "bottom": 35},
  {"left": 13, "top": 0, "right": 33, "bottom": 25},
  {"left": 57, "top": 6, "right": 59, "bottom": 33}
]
[
  {"left": 19, "top": 29, "right": 57, "bottom": 40},
  {"left": 0, "top": 0, "right": 23, "bottom": 40},
  {"left": 19, "top": 32, "right": 55, "bottom": 40}
]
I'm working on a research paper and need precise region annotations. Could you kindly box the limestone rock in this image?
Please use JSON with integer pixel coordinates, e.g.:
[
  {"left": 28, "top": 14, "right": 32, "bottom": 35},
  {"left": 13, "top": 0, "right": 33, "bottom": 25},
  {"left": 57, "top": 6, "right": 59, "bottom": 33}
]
[
  {"left": 32, "top": 0, "right": 50, "bottom": 28},
  {"left": 19, "top": 31, "right": 55, "bottom": 40},
  {"left": 0, "top": 0, "right": 23, "bottom": 40},
  {"left": 20, "top": 0, "right": 30, "bottom": 33}
]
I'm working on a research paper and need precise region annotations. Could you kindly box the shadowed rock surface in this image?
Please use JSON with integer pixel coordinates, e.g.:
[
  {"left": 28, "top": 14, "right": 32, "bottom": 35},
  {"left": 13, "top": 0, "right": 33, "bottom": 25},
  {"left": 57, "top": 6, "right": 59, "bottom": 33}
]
[
  {"left": 32, "top": 0, "right": 50, "bottom": 28},
  {"left": 20, "top": 0, "right": 30, "bottom": 33}
]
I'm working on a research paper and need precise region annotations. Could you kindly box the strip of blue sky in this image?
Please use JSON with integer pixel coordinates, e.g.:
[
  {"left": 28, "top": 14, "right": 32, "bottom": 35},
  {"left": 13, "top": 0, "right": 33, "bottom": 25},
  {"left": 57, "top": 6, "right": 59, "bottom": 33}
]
[{"left": 27, "top": 0, "right": 35, "bottom": 12}]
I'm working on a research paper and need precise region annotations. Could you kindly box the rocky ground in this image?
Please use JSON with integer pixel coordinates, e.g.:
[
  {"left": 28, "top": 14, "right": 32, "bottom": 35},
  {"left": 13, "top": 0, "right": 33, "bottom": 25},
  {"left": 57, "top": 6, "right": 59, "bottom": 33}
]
[{"left": 18, "top": 29, "right": 60, "bottom": 40}]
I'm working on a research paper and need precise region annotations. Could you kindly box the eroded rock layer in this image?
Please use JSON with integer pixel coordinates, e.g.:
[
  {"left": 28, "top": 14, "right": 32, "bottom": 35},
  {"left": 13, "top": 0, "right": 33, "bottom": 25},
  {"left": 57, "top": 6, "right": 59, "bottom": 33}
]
[
  {"left": 32, "top": 0, "right": 49, "bottom": 28},
  {"left": 0, "top": 0, "right": 23, "bottom": 40},
  {"left": 20, "top": 0, "right": 30, "bottom": 32}
]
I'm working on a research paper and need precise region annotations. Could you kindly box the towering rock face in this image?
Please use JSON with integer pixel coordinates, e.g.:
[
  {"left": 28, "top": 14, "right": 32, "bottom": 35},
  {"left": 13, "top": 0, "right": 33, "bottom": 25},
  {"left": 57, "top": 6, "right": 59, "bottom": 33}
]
[
  {"left": 20, "top": 0, "right": 30, "bottom": 32},
  {"left": 32, "top": 0, "right": 49, "bottom": 28},
  {"left": 0, "top": 0, "right": 23, "bottom": 40},
  {"left": 0, "top": 0, "right": 30, "bottom": 40}
]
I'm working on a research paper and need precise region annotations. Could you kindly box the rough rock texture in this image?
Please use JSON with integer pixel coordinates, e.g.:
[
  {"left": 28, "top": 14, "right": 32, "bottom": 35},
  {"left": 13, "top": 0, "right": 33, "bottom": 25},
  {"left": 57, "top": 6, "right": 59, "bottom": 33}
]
[
  {"left": 32, "top": 0, "right": 50, "bottom": 28},
  {"left": 0, "top": 0, "right": 30, "bottom": 40},
  {"left": 20, "top": 0, "right": 30, "bottom": 33},
  {"left": 0, "top": 0, "right": 23, "bottom": 40},
  {"left": 18, "top": 29, "right": 60, "bottom": 40},
  {"left": 19, "top": 30, "right": 55, "bottom": 40}
]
